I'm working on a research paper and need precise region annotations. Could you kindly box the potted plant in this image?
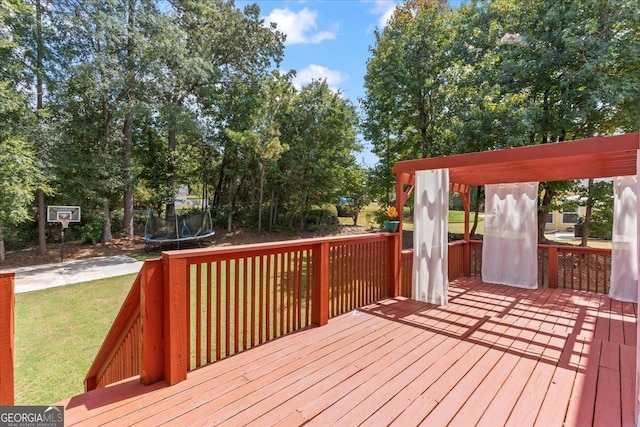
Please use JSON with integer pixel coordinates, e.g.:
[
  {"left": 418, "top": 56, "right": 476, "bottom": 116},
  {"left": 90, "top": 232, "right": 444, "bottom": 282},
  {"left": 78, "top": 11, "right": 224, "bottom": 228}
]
[{"left": 384, "top": 206, "right": 400, "bottom": 232}]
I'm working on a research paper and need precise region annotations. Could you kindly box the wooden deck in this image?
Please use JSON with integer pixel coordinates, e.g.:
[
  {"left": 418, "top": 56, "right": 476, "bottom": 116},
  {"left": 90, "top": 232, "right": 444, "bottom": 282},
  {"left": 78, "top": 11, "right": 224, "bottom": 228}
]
[{"left": 58, "top": 277, "right": 636, "bottom": 426}]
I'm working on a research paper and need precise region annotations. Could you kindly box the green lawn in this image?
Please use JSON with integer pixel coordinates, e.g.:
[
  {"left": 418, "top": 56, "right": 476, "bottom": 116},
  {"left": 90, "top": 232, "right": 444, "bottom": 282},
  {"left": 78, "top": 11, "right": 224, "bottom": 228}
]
[
  {"left": 14, "top": 274, "right": 135, "bottom": 405},
  {"left": 338, "top": 203, "right": 485, "bottom": 234}
]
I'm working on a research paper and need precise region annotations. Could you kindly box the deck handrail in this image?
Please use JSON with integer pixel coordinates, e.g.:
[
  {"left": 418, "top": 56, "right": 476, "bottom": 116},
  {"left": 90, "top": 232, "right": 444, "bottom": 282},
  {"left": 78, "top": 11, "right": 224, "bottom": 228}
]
[
  {"left": 0, "top": 272, "right": 14, "bottom": 405},
  {"left": 84, "top": 234, "right": 613, "bottom": 392},
  {"left": 84, "top": 259, "right": 164, "bottom": 391},
  {"left": 463, "top": 239, "right": 611, "bottom": 292},
  {"left": 85, "top": 233, "right": 400, "bottom": 391}
]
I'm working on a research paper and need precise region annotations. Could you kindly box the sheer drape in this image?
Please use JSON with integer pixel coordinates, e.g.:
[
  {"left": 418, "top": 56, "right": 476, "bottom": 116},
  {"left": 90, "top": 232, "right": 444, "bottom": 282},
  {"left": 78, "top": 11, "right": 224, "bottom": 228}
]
[
  {"left": 610, "top": 176, "right": 638, "bottom": 302},
  {"left": 412, "top": 169, "right": 449, "bottom": 305},
  {"left": 482, "top": 182, "right": 539, "bottom": 289}
]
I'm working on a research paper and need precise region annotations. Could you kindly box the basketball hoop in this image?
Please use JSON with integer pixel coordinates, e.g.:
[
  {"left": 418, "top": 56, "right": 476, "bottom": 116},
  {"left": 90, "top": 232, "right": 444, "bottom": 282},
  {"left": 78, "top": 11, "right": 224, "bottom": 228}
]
[
  {"left": 58, "top": 211, "right": 72, "bottom": 229},
  {"left": 47, "top": 205, "right": 81, "bottom": 263}
]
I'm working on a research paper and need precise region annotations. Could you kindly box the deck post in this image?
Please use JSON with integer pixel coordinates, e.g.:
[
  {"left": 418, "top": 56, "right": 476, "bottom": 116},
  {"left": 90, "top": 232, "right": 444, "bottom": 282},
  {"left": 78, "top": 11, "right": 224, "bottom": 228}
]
[
  {"left": 388, "top": 234, "right": 401, "bottom": 297},
  {"left": 548, "top": 246, "right": 558, "bottom": 288},
  {"left": 462, "top": 189, "right": 472, "bottom": 276},
  {"left": 163, "top": 254, "right": 189, "bottom": 385},
  {"left": 141, "top": 259, "right": 165, "bottom": 385},
  {"left": 312, "top": 242, "right": 329, "bottom": 326},
  {"left": 0, "top": 272, "right": 15, "bottom": 405}
]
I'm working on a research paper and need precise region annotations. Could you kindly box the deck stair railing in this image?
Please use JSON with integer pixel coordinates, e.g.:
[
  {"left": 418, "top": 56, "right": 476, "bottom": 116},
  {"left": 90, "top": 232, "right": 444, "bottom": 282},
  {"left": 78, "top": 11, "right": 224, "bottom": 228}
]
[
  {"left": 0, "top": 272, "right": 14, "bottom": 405},
  {"left": 85, "top": 233, "right": 399, "bottom": 391}
]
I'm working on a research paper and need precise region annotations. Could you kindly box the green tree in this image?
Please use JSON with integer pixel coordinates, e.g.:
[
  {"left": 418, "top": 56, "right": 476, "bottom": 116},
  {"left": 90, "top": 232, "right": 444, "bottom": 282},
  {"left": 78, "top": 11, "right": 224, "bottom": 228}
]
[
  {"left": 149, "top": 1, "right": 284, "bottom": 218},
  {"left": 277, "top": 80, "right": 360, "bottom": 230},
  {"left": 225, "top": 71, "right": 294, "bottom": 234},
  {"left": 362, "top": 0, "right": 453, "bottom": 202},
  {"left": 337, "top": 164, "right": 372, "bottom": 226},
  {"left": 0, "top": 0, "right": 43, "bottom": 260}
]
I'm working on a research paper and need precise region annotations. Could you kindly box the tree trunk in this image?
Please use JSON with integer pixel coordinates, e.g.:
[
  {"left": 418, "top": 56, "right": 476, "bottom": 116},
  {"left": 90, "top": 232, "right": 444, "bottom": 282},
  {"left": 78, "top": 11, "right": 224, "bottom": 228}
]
[
  {"left": 257, "top": 163, "right": 265, "bottom": 234},
  {"left": 538, "top": 183, "right": 554, "bottom": 242},
  {"left": 166, "top": 129, "right": 177, "bottom": 218},
  {"left": 470, "top": 186, "right": 481, "bottom": 238},
  {"left": 36, "top": 0, "right": 47, "bottom": 255},
  {"left": 418, "top": 93, "right": 428, "bottom": 158},
  {"left": 122, "top": 0, "right": 136, "bottom": 239},
  {"left": 268, "top": 189, "right": 276, "bottom": 232},
  {"left": 37, "top": 189, "right": 47, "bottom": 254},
  {"left": 102, "top": 199, "right": 112, "bottom": 243},
  {"left": 0, "top": 223, "right": 5, "bottom": 263},
  {"left": 123, "top": 114, "right": 134, "bottom": 238},
  {"left": 581, "top": 178, "right": 594, "bottom": 247},
  {"left": 227, "top": 206, "right": 233, "bottom": 233}
]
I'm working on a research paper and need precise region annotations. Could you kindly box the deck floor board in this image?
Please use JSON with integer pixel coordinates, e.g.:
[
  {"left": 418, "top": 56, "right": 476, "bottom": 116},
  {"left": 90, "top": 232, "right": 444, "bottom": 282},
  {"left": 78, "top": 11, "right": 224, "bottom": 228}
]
[{"left": 58, "top": 279, "right": 636, "bottom": 427}]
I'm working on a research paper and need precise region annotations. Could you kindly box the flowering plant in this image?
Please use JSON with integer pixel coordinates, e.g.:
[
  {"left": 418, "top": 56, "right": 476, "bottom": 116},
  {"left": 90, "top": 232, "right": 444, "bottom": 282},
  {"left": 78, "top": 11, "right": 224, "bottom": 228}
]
[{"left": 384, "top": 206, "right": 399, "bottom": 221}]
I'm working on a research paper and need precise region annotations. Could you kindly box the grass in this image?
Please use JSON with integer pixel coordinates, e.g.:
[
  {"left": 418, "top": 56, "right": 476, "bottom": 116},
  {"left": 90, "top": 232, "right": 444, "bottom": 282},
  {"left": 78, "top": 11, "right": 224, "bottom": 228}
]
[
  {"left": 338, "top": 202, "right": 486, "bottom": 234},
  {"left": 14, "top": 274, "right": 135, "bottom": 405}
]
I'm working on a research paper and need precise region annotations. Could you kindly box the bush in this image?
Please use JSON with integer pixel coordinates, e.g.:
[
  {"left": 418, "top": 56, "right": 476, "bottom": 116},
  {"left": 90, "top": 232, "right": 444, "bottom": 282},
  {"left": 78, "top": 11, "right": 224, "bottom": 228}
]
[
  {"left": 335, "top": 203, "right": 358, "bottom": 218},
  {"left": 77, "top": 217, "right": 103, "bottom": 244},
  {"left": 304, "top": 205, "right": 338, "bottom": 229}
]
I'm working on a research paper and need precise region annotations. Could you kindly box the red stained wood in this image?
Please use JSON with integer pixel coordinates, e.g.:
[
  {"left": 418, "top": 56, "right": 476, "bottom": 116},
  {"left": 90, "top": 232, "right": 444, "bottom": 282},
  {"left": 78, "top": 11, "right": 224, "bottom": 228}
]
[
  {"left": 0, "top": 272, "right": 15, "bottom": 405},
  {"left": 140, "top": 259, "right": 164, "bottom": 385},
  {"left": 60, "top": 279, "right": 636, "bottom": 426},
  {"left": 312, "top": 242, "right": 329, "bottom": 326},
  {"left": 162, "top": 255, "right": 188, "bottom": 384},
  {"left": 393, "top": 132, "right": 640, "bottom": 186},
  {"left": 85, "top": 268, "right": 142, "bottom": 391}
]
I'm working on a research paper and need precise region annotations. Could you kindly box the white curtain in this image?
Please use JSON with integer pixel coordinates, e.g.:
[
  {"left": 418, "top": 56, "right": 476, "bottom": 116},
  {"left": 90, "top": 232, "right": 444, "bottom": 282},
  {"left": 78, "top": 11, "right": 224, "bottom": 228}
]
[
  {"left": 482, "top": 182, "right": 539, "bottom": 289},
  {"left": 610, "top": 176, "right": 638, "bottom": 302},
  {"left": 412, "top": 169, "right": 449, "bottom": 305}
]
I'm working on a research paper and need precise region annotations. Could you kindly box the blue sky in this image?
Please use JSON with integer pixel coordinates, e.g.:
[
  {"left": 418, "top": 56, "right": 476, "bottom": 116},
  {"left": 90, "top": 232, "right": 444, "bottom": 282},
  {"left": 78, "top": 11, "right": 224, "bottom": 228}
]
[{"left": 235, "top": 0, "right": 464, "bottom": 166}]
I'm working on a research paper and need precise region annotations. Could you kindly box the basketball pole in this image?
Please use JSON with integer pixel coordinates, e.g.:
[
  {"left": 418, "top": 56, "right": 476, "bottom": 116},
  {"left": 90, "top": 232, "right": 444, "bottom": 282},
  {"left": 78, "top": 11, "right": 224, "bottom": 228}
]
[{"left": 60, "top": 225, "right": 65, "bottom": 263}]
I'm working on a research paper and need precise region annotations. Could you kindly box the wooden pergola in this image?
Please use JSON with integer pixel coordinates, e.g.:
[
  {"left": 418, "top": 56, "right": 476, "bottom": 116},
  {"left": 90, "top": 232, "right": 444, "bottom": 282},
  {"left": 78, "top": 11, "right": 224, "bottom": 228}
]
[
  {"left": 392, "top": 131, "right": 640, "bottom": 423},
  {"left": 393, "top": 132, "right": 640, "bottom": 261}
]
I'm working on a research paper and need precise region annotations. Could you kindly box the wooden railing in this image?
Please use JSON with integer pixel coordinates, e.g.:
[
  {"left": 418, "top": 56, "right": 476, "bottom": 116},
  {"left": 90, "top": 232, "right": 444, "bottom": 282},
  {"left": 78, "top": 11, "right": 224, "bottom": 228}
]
[
  {"left": 400, "top": 241, "right": 471, "bottom": 298},
  {"left": 85, "top": 234, "right": 613, "bottom": 392},
  {"left": 85, "top": 233, "right": 399, "bottom": 391},
  {"left": 448, "top": 241, "right": 467, "bottom": 280},
  {"left": 400, "top": 251, "right": 412, "bottom": 297},
  {"left": 85, "top": 259, "right": 164, "bottom": 390},
  {"left": 0, "top": 272, "right": 14, "bottom": 405},
  {"left": 467, "top": 240, "right": 612, "bottom": 293},
  {"left": 538, "top": 244, "right": 612, "bottom": 293}
]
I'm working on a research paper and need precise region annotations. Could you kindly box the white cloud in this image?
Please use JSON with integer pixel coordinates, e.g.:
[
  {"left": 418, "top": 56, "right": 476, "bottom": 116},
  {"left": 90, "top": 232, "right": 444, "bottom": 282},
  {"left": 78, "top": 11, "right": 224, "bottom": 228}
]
[
  {"left": 365, "top": 0, "right": 399, "bottom": 29},
  {"left": 292, "top": 64, "right": 346, "bottom": 90},
  {"left": 264, "top": 7, "right": 337, "bottom": 45}
]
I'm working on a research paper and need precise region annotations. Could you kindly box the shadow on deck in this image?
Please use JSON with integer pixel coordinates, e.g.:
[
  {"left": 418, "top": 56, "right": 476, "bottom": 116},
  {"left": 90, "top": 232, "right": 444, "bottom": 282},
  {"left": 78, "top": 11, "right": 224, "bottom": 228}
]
[{"left": 58, "top": 277, "right": 636, "bottom": 426}]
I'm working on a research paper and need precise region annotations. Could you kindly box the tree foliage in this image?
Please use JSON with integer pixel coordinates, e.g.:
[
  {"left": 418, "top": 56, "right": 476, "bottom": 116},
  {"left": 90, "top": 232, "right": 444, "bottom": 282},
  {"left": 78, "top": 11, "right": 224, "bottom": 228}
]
[
  {"left": 363, "top": 0, "right": 640, "bottom": 234},
  {"left": 0, "top": 0, "right": 368, "bottom": 256}
]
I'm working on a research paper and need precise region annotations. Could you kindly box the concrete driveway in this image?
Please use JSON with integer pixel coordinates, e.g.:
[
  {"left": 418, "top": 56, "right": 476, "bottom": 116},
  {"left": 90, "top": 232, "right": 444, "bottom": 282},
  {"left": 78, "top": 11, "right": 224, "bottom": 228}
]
[{"left": 1, "top": 255, "right": 144, "bottom": 294}]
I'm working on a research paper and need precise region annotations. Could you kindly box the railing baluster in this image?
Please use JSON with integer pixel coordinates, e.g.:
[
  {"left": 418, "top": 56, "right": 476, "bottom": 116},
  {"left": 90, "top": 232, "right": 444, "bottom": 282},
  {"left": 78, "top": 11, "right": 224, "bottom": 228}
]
[
  {"left": 251, "top": 256, "right": 256, "bottom": 348},
  {"left": 216, "top": 261, "right": 221, "bottom": 360},
  {"left": 225, "top": 259, "right": 231, "bottom": 357},
  {"left": 206, "top": 262, "right": 212, "bottom": 364},
  {"left": 195, "top": 264, "right": 202, "bottom": 368},
  {"left": 234, "top": 258, "right": 240, "bottom": 354},
  {"left": 242, "top": 257, "right": 253, "bottom": 350},
  {"left": 258, "top": 255, "right": 264, "bottom": 344}
]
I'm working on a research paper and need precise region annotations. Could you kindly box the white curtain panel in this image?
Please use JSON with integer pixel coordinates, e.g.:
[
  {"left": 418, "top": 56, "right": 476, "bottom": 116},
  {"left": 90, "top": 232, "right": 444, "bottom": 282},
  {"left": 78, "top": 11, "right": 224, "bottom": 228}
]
[
  {"left": 412, "top": 169, "right": 449, "bottom": 305},
  {"left": 482, "top": 182, "right": 539, "bottom": 289},
  {"left": 610, "top": 176, "right": 638, "bottom": 302}
]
